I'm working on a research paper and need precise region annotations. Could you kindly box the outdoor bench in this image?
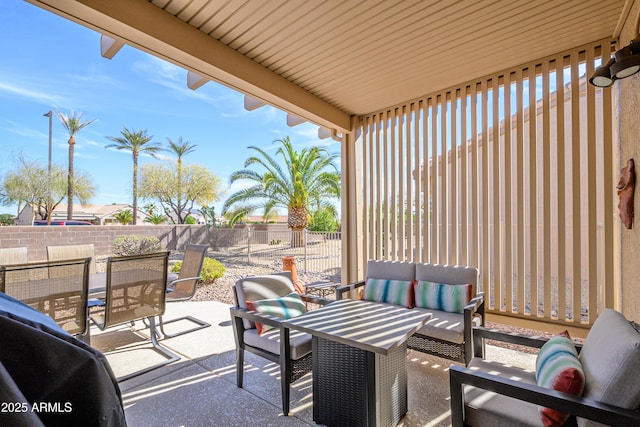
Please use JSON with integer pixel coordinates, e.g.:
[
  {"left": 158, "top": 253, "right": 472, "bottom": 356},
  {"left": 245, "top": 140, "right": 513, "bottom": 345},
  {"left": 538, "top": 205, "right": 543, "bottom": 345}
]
[{"left": 335, "top": 260, "right": 483, "bottom": 365}]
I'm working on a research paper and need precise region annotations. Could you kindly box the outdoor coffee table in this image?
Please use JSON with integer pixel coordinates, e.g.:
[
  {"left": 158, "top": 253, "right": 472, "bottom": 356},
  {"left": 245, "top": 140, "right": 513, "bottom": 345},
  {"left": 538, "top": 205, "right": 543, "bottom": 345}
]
[{"left": 284, "top": 299, "right": 431, "bottom": 427}]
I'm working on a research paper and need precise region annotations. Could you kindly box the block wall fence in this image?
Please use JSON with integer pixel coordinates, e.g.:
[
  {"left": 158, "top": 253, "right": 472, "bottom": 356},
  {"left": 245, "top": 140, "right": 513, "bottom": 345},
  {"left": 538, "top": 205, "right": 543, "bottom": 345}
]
[{"left": 0, "top": 225, "right": 208, "bottom": 261}]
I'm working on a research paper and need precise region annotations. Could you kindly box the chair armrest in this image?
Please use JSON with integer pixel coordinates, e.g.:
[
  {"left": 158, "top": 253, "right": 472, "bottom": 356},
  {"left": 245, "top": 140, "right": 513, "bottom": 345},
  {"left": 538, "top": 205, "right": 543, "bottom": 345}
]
[
  {"left": 471, "top": 326, "right": 584, "bottom": 359},
  {"left": 229, "top": 306, "right": 287, "bottom": 330},
  {"left": 335, "top": 280, "right": 365, "bottom": 300},
  {"left": 167, "top": 276, "right": 201, "bottom": 287},
  {"left": 449, "top": 364, "right": 640, "bottom": 427}
]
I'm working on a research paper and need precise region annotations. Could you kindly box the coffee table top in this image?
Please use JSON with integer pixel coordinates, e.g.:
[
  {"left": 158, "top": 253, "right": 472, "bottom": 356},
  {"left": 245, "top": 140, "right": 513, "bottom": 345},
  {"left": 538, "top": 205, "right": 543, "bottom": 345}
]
[{"left": 284, "top": 299, "right": 431, "bottom": 355}]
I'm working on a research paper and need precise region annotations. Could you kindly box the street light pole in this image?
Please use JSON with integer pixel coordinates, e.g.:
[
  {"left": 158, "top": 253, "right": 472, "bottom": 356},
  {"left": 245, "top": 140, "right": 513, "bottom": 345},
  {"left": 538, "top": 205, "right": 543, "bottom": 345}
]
[{"left": 43, "top": 111, "right": 53, "bottom": 226}]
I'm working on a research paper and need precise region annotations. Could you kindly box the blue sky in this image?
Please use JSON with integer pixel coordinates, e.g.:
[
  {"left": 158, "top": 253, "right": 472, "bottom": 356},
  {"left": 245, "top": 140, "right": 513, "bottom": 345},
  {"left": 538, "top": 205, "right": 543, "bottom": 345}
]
[{"left": 0, "top": 1, "right": 339, "bottom": 216}]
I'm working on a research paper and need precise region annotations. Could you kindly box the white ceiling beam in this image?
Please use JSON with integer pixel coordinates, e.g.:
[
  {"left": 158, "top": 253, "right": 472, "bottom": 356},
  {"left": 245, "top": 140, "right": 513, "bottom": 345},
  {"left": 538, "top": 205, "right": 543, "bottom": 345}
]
[
  {"left": 186, "top": 71, "right": 208, "bottom": 90},
  {"left": 244, "top": 95, "right": 266, "bottom": 111},
  {"left": 26, "top": 0, "right": 351, "bottom": 133},
  {"left": 100, "top": 34, "right": 124, "bottom": 59}
]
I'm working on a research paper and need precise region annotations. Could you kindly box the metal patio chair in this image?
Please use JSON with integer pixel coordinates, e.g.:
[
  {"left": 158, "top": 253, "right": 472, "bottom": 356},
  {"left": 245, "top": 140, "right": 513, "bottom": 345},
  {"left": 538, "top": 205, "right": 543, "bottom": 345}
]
[
  {"left": 158, "top": 243, "right": 211, "bottom": 338},
  {"left": 47, "top": 243, "right": 97, "bottom": 274},
  {"left": 0, "top": 247, "right": 28, "bottom": 266},
  {"left": 89, "top": 251, "right": 180, "bottom": 381},
  {"left": 0, "top": 258, "right": 91, "bottom": 339}
]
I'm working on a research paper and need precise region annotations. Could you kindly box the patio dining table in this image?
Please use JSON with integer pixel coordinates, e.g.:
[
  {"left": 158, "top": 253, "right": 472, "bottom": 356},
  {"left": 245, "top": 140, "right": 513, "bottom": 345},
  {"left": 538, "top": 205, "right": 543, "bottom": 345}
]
[{"left": 284, "top": 299, "right": 431, "bottom": 427}]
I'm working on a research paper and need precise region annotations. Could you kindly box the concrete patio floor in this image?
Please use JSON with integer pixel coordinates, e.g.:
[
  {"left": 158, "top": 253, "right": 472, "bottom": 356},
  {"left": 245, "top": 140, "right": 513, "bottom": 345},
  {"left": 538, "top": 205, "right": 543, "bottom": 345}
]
[{"left": 89, "top": 300, "right": 536, "bottom": 427}]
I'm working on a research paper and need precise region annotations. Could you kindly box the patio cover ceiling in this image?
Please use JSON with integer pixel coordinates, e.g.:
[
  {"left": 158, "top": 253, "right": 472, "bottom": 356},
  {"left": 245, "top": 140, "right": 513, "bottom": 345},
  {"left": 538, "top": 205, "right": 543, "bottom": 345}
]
[{"left": 27, "top": 0, "right": 628, "bottom": 133}]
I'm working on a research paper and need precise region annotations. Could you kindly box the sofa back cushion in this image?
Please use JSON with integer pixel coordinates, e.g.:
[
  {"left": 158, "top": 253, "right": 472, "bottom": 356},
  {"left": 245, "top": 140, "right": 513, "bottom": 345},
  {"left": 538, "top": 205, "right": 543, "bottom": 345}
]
[
  {"left": 577, "top": 309, "right": 640, "bottom": 427},
  {"left": 366, "top": 260, "right": 416, "bottom": 281},
  {"left": 415, "top": 263, "right": 479, "bottom": 296},
  {"left": 234, "top": 272, "right": 295, "bottom": 329}
]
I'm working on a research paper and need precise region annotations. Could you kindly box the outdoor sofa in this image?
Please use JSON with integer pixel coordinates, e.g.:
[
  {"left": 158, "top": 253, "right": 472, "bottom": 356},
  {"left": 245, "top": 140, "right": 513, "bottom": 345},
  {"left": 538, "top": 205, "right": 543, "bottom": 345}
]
[{"left": 335, "top": 260, "right": 483, "bottom": 365}]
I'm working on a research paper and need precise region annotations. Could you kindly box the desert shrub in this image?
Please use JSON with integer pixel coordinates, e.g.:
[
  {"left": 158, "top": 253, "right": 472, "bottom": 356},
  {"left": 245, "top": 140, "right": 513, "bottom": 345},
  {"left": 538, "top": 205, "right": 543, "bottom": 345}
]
[
  {"left": 112, "top": 235, "right": 161, "bottom": 256},
  {"left": 171, "top": 257, "right": 225, "bottom": 284}
]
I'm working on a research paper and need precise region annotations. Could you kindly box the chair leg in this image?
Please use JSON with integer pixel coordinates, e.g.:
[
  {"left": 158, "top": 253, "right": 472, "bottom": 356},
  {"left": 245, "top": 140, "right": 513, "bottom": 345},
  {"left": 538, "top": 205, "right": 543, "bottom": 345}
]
[
  {"left": 281, "top": 373, "right": 290, "bottom": 416},
  {"left": 236, "top": 347, "right": 244, "bottom": 388},
  {"left": 158, "top": 314, "right": 211, "bottom": 338},
  {"left": 116, "top": 316, "right": 181, "bottom": 383}
]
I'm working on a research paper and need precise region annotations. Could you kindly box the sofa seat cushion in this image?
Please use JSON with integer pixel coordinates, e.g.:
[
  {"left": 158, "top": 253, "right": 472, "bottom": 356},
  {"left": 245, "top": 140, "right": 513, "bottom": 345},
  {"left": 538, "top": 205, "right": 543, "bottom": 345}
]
[
  {"left": 244, "top": 328, "right": 312, "bottom": 360},
  {"left": 464, "top": 358, "right": 543, "bottom": 427},
  {"left": 413, "top": 308, "right": 480, "bottom": 344},
  {"left": 577, "top": 309, "right": 640, "bottom": 427}
]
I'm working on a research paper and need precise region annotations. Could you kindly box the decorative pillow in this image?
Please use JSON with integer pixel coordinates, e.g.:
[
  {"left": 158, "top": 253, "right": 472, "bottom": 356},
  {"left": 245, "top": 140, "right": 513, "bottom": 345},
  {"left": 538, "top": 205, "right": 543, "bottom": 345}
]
[
  {"left": 536, "top": 331, "right": 585, "bottom": 427},
  {"left": 246, "top": 291, "right": 307, "bottom": 335},
  {"left": 414, "top": 281, "right": 472, "bottom": 313},
  {"left": 363, "top": 278, "right": 414, "bottom": 308}
]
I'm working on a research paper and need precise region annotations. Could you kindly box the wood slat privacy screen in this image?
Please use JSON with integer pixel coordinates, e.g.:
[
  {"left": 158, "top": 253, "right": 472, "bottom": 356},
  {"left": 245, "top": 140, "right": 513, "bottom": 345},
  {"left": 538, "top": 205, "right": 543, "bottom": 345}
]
[{"left": 358, "top": 41, "right": 614, "bottom": 327}]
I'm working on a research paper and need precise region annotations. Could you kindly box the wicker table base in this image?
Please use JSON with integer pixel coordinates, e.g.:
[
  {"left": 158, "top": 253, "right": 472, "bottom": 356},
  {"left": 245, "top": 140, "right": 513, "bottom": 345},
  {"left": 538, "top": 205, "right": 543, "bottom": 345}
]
[{"left": 312, "top": 336, "right": 407, "bottom": 427}]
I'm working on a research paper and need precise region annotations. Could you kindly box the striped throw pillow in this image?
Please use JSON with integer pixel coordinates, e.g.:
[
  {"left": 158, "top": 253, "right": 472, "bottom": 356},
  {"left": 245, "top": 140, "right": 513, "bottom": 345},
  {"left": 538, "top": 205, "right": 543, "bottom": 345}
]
[
  {"left": 364, "top": 278, "right": 414, "bottom": 308},
  {"left": 414, "top": 281, "right": 472, "bottom": 313},
  {"left": 246, "top": 291, "right": 307, "bottom": 335},
  {"left": 536, "top": 331, "right": 585, "bottom": 427}
]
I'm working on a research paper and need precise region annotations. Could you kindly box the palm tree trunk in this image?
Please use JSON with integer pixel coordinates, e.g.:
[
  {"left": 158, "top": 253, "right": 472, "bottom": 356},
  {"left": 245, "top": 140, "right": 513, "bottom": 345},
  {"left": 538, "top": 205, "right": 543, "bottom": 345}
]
[
  {"left": 67, "top": 136, "right": 75, "bottom": 220},
  {"left": 132, "top": 153, "right": 138, "bottom": 225}
]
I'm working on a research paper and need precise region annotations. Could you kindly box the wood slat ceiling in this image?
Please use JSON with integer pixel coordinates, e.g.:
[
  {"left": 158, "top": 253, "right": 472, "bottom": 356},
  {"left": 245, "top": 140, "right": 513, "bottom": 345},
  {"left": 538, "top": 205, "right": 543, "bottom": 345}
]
[
  {"left": 152, "top": 0, "right": 625, "bottom": 115},
  {"left": 28, "top": 0, "right": 627, "bottom": 128}
]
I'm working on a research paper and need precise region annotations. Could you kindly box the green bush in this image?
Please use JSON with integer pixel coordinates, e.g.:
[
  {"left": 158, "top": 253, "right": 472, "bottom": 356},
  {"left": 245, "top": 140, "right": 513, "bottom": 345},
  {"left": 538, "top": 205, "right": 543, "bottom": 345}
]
[
  {"left": 112, "top": 235, "right": 161, "bottom": 256},
  {"left": 171, "top": 257, "right": 225, "bottom": 284}
]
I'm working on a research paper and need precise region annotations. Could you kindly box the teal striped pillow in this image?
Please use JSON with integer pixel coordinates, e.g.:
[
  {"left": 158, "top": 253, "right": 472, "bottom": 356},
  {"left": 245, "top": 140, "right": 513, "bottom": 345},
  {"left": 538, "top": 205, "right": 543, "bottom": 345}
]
[
  {"left": 414, "top": 281, "right": 472, "bottom": 313},
  {"left": 246, "top": 291, "right": 307, "bottom": 335},
  {"left": 364, "top": 278, "right": 414, "bottom": 308},
  {"left": 535, "top": 331, "right": 585, "bottom": 427}
]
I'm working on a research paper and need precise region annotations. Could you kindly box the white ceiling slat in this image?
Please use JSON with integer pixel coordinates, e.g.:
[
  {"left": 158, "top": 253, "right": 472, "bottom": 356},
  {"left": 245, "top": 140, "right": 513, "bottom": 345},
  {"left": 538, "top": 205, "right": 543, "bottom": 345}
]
[{"left": 28, "top": 0, "right": 626, "bottom": 119}]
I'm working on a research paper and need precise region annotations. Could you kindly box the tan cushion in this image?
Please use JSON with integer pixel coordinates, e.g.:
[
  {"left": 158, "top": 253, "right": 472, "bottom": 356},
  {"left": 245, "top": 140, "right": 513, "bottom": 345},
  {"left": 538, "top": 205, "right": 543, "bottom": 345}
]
[
  {"left": 464, "top": 358, "right": 542, "bottom": 427},
  {"left": 413, "top": 308, "right": 480, "bottom": 344},
  {"left": 577, "top": 309, "right": 640, "bottom": 427},
  {"left": 243, "top": 328, "right": 312, "bottom": 360}
]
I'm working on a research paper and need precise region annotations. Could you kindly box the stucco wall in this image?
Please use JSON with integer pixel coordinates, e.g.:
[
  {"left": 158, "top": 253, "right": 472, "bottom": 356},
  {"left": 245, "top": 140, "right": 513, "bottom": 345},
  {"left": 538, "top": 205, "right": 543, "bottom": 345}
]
[
  {"left": 0, "top": 225, "right": 208, "bottom": 261},
  {"left": 618, "top": 1, "right": 640, "bottom": 321}
]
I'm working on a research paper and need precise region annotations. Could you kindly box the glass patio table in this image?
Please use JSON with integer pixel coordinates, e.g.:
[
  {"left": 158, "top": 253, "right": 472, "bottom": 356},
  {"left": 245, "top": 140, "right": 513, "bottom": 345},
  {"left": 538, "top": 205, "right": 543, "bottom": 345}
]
[{"left": 284, "top": 298, "right": 431, "bottom": 427}]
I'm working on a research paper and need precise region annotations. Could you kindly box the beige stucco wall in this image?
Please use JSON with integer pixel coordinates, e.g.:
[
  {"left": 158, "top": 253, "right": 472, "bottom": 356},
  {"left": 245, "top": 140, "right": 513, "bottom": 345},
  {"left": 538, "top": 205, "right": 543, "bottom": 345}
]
[{"left": 618, "top": 0, "right": 640, "bottom": 321}]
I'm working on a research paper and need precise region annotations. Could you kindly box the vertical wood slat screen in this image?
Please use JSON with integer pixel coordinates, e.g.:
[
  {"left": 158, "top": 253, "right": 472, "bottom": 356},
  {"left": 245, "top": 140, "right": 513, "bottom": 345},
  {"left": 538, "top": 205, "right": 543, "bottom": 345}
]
[{"left": 358, "top": 40, "right": 614, "bottom": 326}]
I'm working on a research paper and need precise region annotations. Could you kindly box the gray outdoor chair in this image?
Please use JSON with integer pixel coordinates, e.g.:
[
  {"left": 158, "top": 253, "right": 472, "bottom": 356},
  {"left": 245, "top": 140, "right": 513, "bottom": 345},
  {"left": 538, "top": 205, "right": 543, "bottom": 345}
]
[
  {"left": 47, "top": 243, "right": 97, "bottom": 274},
  {"left": 0, "top": 247, "right": 28, "bottom": 266},
  {"left": 158, "top": 243, "right": 210, "bottom": 338},
  {"left": 89, "top": 251, "right": 180, "bottom": 381},
  {"left": 0, "top": 258, "right": 91, "bottom": 340},
  {"left": 230, "top": 272, "right": 331, "bottom": 416}
]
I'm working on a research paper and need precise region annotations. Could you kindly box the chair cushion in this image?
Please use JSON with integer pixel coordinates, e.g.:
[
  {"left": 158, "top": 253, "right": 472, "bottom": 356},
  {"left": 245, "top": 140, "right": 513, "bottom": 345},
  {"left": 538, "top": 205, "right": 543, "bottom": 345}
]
[
  {"left": 464, "top": 358, "right": 542, "bottom": 427},
  {"left": 246, "top": 292, "right": 307, "bottom": 335},
  {"left": 364, "top": 278, "right": 414, "bottom": 308},
  {"left": 577, "top": 309, "right": 640, "bottom": 427},
  {"left": 413, "top": 308, "right": 480, "bottom": 344},
  {"left": 244, "top": 328, "right": 312, "bottom": 360},
  {"left": 536, "top": 331, "right": 585, "bottom": 427},
  {"left": 414, "top": 281, "right": 472, "bottom": 313}
]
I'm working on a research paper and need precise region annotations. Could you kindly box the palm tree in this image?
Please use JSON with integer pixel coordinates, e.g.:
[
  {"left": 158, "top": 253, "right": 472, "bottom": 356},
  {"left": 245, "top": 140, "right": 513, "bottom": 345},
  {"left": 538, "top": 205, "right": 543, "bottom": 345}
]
[
  {"left": 222, "top": 137, "right": 340, "bottom": 246},
  {"left": 55, "top": 108, "right": 96, "bottom": 220},
  {"left": 105, "top": 128, "right": 164, "bottom": 224},
  {"left": 167, "top": 137, "right": 197, "bottom": 223}
]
